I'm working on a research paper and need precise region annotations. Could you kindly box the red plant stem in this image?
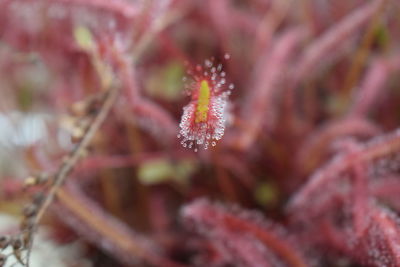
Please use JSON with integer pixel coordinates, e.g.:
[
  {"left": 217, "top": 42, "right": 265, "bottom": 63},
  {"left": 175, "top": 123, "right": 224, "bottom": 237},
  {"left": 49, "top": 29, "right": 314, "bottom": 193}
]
[
  {"left": 361, "top": 206, "right": 400, "bottom": 265},
  {"left": 238, "top": 28, "right": 306, "bottom": 149},
  {"left": 352, "top": 161, "right": 369, "bottom": 237},
  {"left": 289, "top": 127, "right": 400, "bottom": 211},
  {"left": 371, "top": 175, "right": 400, "bottom": 210},
  {"left": 215, "top": 161, "right": 237, "bottom": 202},
  {"left": 131, "top": 98, "right": 178, "bottom": 139},
  {"left": 348, "top": 54, "right": 400, "bottom": 117},
  {"left": 292, "top": 0, "right": 384, "bottom": 85},
  {"left": 218, "top": 154, "right": 255, "bottom": 189},
  {"left": 340, "top": 0, "right": 386, "bottom": 99},
  {"left": 56, "top": 182, "right": 187, "bottom": 267},
  {"left": 285, "top": 0, "right": 384, "bottom": 122},
  {"left": 340, "top": 140, "right": 369, "bottom": 237},
  {"left": 224, "top": 216, "right": 307, "bottom": 267},
  {"left": 295, "top": 118, "right": 381, "bottom": 176},
  {"left": 112, "top": 50, "right": 178, "bottom": 139},
  {"left": 253, "top": 0, "right": 290, "bottom": 58},
  {"left": 183, "top": 199, "right": 308, "bottom": 267},
  {"left": 207, "top": 0, "right": 232, "bottom": 55}
]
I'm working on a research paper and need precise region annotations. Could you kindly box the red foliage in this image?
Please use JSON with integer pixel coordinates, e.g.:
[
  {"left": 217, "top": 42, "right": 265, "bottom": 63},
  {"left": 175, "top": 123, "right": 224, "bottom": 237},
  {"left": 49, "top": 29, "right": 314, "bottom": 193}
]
[
  {"left": 1, "top": 0, "right": 400, "bottom": 266},
  {"left": 182, "top": 198, "right": 308, "bottom": 267}
]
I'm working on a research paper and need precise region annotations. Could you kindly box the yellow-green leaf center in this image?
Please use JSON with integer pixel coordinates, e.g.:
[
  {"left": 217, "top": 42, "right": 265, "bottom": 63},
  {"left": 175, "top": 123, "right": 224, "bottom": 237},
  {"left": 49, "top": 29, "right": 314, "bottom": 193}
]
[{"left": 195, "top": 80, "right": 210, "bottom": 123}]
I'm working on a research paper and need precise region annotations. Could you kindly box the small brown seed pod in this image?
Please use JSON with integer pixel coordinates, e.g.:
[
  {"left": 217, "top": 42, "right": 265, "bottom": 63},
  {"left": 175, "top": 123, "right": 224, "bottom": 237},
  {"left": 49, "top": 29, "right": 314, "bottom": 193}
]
[
  {"left": 24, "top": 173, "right": 50, "bottom": 188},
  {"left": 32, "top": 192, "right": 45, "bottom": 205},
  {"left": 37, "top": 173, "right": 49, "bottom": 184},
  {"left": 0, "top": 253, "right": 6, "bottom": 267},
  {"left": 21, "top": 231, "right": 32, "bottom": 247},
  {"left": 0, "top": 236, "right": 10, "bottom": 249},
  {"left": 11, "top": 236, "right": 23, "bottom": 250},
  {"left": 23, "top": 204, "right": 37, "bottom": 218},
  {"left": 20, "top": 217, "right": 35, "bottom": 231}
]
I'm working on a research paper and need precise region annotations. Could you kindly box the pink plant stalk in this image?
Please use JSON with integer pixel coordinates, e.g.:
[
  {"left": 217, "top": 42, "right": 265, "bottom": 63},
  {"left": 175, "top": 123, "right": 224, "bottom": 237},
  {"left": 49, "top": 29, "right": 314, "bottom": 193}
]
[
  {"left": 289, "top": 127, "right": 400, "bottom": 215},
  {"left": 182, "top": 199, "right": 309, "bottom": 267},
  {"left": 55, "top": 182, "right": 186, "bottom": 267},
  {"left": 348, "top": 54, "right": 400, "bottom": 117},
  {"left": 238, "top": 28, "right": 306, "bottom": 149},
  {"left": 295, "top": 118, "right": 381, "bottom": 177},
  {"left": 292, "top": 0, "right": 384, "bottom": 85}
]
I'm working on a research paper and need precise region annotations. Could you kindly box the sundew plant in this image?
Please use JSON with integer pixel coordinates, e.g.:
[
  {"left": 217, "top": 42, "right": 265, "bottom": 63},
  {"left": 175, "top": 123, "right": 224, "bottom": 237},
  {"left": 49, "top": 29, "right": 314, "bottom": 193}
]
[
  {"left": 178, "top": 56, "right": 233, "bottom": 151},
  {"left": 1, "top": 0, "right": 400, "bottom": 266}
]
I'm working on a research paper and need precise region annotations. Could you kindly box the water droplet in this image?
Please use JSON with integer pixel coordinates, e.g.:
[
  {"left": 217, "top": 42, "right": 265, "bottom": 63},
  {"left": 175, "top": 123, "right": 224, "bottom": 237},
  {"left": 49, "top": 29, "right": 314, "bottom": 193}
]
[{"left": 224, "top": 53, "right": 230, "bottom": 60}]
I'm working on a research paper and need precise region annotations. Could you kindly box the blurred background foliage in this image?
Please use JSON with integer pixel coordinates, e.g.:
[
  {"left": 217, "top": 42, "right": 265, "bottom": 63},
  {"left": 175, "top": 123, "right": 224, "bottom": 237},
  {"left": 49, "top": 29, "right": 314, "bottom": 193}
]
[{"left": 0, "top": 0, "right": 400, "bottom": 266}]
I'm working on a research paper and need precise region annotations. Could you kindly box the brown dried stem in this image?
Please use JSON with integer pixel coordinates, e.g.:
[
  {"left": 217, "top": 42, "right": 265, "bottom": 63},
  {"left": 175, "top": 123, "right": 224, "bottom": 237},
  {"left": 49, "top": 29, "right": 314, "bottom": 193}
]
[{"left": 24, "top": 85, "right": 119, "bottom": 266}]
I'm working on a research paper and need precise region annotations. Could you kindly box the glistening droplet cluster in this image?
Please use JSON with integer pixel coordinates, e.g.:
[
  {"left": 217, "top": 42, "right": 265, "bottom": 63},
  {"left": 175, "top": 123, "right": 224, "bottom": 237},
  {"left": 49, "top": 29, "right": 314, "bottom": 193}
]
[{"left": 178, "top": 56, "right": 234, "bottom": 152}]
